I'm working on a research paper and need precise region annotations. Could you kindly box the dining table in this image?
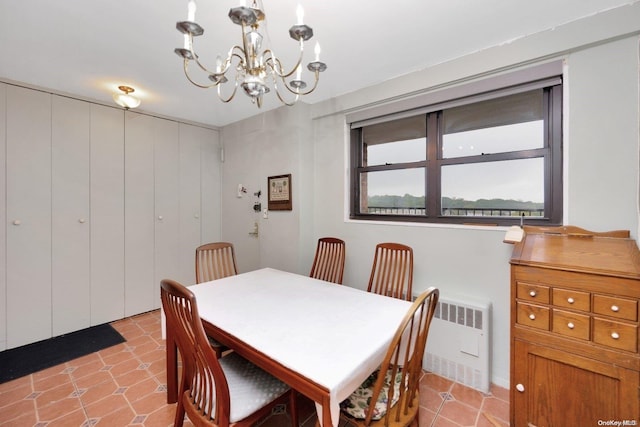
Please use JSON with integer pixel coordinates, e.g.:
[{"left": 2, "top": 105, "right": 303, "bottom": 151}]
[{"left": 164, "top": 267, "right": 413, "bottom": 427}]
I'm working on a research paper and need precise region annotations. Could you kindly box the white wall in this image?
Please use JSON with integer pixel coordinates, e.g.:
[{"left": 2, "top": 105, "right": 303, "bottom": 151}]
[
  {"left": 219, "top": 5, "right": 640, "bottom": 389},
  {"left": 220, "top": 103, "right": 314, "bottom": 274}
]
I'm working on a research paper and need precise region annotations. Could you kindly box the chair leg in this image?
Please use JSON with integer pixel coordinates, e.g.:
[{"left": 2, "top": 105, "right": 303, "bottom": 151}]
[
  {"left": 289, "top": 390, "right": 299, "bottom": 427},
  {"left": 174, "top": 394, "right": 186, "bottom": 427},
  {"left": 174, "top": 357, "right": 188, "bottom": 427}
]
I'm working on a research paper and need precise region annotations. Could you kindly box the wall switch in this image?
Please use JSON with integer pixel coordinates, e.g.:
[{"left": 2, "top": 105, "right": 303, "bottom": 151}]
[
  {"left": 237, "top": 184, "right": 246, "bottom": 198},
  {"left": 263, "top": 208, "right": 268, "bottom": 219}
]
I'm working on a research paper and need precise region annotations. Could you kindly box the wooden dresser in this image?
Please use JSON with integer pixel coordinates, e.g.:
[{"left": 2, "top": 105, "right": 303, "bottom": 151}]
[{"left": 509, "top": 226, "right": 640, "bottom": 426}]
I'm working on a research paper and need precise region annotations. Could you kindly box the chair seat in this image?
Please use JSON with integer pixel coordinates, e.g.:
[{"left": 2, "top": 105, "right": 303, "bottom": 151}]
[
  {"left": 221, "top": 353, "right": 291, "bottom": 423},
  {"left": 340, "top": 368, "right": 403, "bottom": 421}
]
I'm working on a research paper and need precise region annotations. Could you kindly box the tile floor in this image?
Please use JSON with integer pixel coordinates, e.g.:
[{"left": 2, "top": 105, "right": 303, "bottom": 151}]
[{"left": 0, "top": 310, "right": 510, "bottom": 426}]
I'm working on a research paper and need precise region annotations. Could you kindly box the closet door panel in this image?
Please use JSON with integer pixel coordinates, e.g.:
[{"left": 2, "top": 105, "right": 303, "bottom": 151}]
[
  {"left": 91, "top": 105, "right": 125, "bottom": 324},
  {"left": 124, "top": 112, "right": 155, "bottom": 316},
  {"left": 6, "top": 86, "right": 52, "bottom": 348},
  {"left": 51, "top": 95, "right": 91, "bottom": 335},
  {"left": 0, "top": 83, "right": 6, "bottom": 351},
  {"left": 178, "top": 124, "right": 203, "bottom": 285},
  {"left": 201, "top": 129, "right": 221, "bottom": 244},
  {"left": 154, "top": 119, "right": 180, "bottom": 305}
]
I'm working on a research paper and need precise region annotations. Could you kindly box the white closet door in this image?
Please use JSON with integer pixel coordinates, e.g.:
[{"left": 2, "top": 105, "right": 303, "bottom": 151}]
[
  {"left": 124, "top": 112, "right": 156, "bottom": 316},
  {"left": 6, "top": 86, "right": 52, "bottom": 348},
  {"left": 201, "top": 129, "right": 221, "bottom": 244},
  {"left": 91, "top": 104, "right": 125, "bottom": 324},
  {"left": 154, "top": 118, "right": 180, "bottom": 304},
  {"left": 0, "top": 83, "right": 6, "bottom": 351},
  {"left": 178, "top": 124, "right": 204, "bottom": 284},
  {"left": 51, "top": 95, "right": 91, "bottom": 335}
]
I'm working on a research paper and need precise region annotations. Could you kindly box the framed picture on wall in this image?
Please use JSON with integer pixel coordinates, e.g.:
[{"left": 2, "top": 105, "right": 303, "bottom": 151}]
[{"left": 268, "top": 174, "right": 292, "bottom": 211}]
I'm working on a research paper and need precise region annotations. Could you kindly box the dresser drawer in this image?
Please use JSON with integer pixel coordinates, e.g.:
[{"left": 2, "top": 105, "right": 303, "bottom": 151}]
[
  {"left": 517, "top": 282, "right": 550, "bottom": 304},
  {"left": 593, "top": 295, "right": 638, "bottom": 321},
  {"left": 552, "top": 288, "right": 590, "bottom": 312},
  {"left": 592, "top": 318, "right": 638, "bottom": 352},
  {"left": 552, "top": 309, "right": 590, "bottom": 340},
  {"left": 517, "top": 302, "right": 550, "bottom": 331}
]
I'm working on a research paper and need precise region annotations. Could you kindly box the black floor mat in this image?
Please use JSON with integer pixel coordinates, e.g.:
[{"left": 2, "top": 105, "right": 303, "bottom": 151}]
[{"left": 0, "top": 323, "right": 126, "bottom": 384}]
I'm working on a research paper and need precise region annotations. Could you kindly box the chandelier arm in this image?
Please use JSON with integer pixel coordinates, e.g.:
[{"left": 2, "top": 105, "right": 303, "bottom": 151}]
[
  {"left": 272, "top": 80, "right": 300, "bottom": 106},
  {"left": 183, "top": 60, "right": 220, "bottom": 89},
  {"left": 289, "top": 71, "right": 322, "bottom": 96},
  {"left": 263, "top": 40, "right": 305, "bottom": 78},
  {"left": 217, "top": 77, "right": 240, "bottom": 103}
]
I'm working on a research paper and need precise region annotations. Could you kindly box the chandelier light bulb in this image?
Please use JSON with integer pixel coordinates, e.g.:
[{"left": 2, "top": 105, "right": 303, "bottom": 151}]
[
  {"left": 296, "top": 4, "right": 304, "bottom": 25},
  {"left": 187, "top": 0, "right": 196, "bottom": 21},
  {"left": 314, "top": 42, "right": 321, "bottom": 61}
]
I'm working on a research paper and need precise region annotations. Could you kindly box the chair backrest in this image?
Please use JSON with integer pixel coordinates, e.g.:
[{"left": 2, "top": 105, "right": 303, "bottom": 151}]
[
  {"left": 309, "top": 237, "right": 346, "bottom": 284},
  {"left": 364, "top": 287, "right": 439, "bottom": 426},
  {"left": 196, "top": 242, "right": 239, "bottom": 283},
  {"left": 367, "top": 243, "right": 413, "bottom": 301},
  {"left": 160, "top": 279, "right": 232, "bottom": 426}
]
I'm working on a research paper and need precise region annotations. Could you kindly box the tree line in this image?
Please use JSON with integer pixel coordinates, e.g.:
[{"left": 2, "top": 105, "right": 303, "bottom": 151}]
[{"left": 368, "top": 194, "right": 543, "bottom": 210}]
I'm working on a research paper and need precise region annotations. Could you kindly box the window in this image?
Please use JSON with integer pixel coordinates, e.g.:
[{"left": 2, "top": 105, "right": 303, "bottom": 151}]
[{"left": 349, "top": 70, "right": 563, "bottom": 226}]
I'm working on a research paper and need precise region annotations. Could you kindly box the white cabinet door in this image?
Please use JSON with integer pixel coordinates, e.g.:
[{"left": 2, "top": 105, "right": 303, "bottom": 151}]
[
  {"left": 91, "top": 105, "right": 125, "bottom": 325},
  {"left": 51, "top": 95, "right": 91, "bottom": 335},
  {"left": 179, "top": 124, "right": 221, "bottom": 284},
  {"left": 179, "top": 124, "right": 203, "bottom": 285},
  {"left": 124, "top": 112, "right": 156, "bottom": 316},
  {"left": 0, "top": 83, "right": 6, "bottom": 351},
  {"left": 154, "top": 118, "right": 180, "bottom": 303},
  {"left": 6, "top": 86, "right": 52, "bottom": 348},
  {"left": 200, "top": 128, "right": 221, "bottom": 244}
]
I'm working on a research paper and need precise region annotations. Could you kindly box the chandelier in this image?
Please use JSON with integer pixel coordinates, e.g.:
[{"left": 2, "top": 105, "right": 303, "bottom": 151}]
[{"left": 174, "top": 0, "right": 327, "bottom": 108}]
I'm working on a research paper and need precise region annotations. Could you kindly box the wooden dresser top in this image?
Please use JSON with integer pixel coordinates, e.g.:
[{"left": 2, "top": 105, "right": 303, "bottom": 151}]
[{"left": 510, "top": 226, "right": 640, "bottom": 279}]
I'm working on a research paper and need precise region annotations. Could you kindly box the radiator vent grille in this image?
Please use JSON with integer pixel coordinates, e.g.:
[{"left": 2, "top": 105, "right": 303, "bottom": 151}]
[
  {"left": 435, "top": 301, "right": 484, "bottom": 330},
  {"left": 423, "top": 296, "right": 491, "bottom": 393}
]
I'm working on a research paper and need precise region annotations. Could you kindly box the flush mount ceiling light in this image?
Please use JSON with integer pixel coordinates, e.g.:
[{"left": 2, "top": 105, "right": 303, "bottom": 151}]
[
  {"left": 112, "top": 85, "right": 141, "bottom": 109},
  {"left": 174, "top": 0, "right": 327, "bottom": 108}
]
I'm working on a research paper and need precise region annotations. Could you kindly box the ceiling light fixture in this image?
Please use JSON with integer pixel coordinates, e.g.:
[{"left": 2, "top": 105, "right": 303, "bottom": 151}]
[
  {"left": 174, "top": 0, "right": 327, "bottom": 108},
  {"left": 113, "top": 85, "right": 141, "bottom": 109}
]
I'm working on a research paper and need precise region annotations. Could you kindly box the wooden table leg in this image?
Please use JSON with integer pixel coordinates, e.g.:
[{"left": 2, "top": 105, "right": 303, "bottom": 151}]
[
  {"left": 166, "top": 326, "right": 178, "bottom": 404},
  {"left": 322, "top": 396, "right": 334, "bottom": 427}
]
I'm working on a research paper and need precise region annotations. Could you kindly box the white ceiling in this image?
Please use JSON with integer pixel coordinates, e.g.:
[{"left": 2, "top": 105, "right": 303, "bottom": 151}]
[{"left": 0, "top": 0, "right": 636, "bottom": 128}]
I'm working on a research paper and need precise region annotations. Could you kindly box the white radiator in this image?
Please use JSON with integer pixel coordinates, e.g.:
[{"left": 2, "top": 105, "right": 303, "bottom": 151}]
[{"left": 421, "top": 294, "right": 491, "bottom": 393}]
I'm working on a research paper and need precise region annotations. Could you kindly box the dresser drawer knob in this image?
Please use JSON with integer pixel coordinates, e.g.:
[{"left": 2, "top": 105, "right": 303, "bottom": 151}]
[
  {"left": 567, "top": 322, "right": 575, "bottom": 329},
  {"left": 529, "top": 314, "right": 536, "bottom": 320},
  {"left": 611, "top": 332, "right": 620, "bottom": 340},
  {"left": 611, "top": 305, "right": 619, "bottom": 312},
  {"left": 529, "top": 290, "right": 537, "bottom": 297},
  {"left": 516, "top": 383, "right": 525, "bottom": 393},
  {"left": 567, "top": 297, "right": 574, "bottom": 304}
]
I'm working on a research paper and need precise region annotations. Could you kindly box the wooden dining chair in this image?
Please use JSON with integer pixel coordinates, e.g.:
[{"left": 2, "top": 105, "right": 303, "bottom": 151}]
[
  {"left": 339, "top": 287, "right": 439, "bottom": 427},
  {"left": 195, "top": 242, "right": 238, "bottom": 358},
  {"left": 195, "top": 242, "right": 239, "bottom": 283},
  {"left": 161, "top": 279, "right": 298, "bottom": 427},
  {"left": 309, "top": 237, "right": 346, "bottom": 284},
  {"left": 367, "top": 243, "right": 413, "bottom": 301}
]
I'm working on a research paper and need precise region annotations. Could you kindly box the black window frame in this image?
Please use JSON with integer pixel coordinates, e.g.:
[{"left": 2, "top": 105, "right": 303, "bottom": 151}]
[{"left": 349, "top": 81, "right": 563, "bottom": 226}]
